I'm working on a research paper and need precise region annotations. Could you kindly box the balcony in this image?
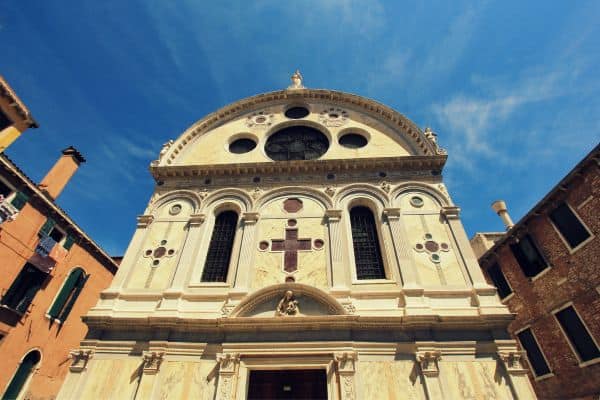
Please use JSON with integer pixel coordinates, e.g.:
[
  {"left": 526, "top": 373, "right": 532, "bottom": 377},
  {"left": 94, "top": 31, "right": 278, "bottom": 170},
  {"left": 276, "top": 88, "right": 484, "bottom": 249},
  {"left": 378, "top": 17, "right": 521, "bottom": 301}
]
[{"left": 0, "top": 195, "right": 19, "bottom": 223}]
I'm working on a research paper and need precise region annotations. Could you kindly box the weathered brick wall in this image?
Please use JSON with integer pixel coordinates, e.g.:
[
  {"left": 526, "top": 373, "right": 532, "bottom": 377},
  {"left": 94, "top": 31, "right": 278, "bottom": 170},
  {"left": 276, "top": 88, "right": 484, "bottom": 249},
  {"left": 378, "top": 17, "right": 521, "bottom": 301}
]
[{"left": 482, "top": 161, "right": 600, "bottom": 399}]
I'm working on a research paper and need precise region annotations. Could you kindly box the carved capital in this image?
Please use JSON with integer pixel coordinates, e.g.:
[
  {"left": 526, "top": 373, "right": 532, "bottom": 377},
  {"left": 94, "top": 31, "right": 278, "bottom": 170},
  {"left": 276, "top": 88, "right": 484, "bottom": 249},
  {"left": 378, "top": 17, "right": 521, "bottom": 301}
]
[
  {"left": 217, "top": 353, "right": 240, "bottom": 374},
  {"left": 241, "top": 212, "right": 260, "bottom": 224},
  {"left": 334, "top": 351, "right": 357, "bottom": 373},
  {"left": 416, "top": 350, "right": 441, "bottom": 377},
  {"left": 142, "top": 351, "right": 165, "bottom": 374},
  {"left": 69, "top": 349, "right": 93, "bottom": 373},
  {"left": 440, "top": 206, "right": 461, "bottom": 219},
  {"left": 498, "top": 350, "right": 528, "bottom": 374},
  {"left": 383, "top": 207, "right": 401, "bottom": 220},
  {"left": 325, "top": 209, "right": 343, "bottom": 222},
  {"left": 136, "top": 215, "right": 154, "bottom": 228},
  {"left": 189, "top": 213, "right": 206, "bottom": 226}
]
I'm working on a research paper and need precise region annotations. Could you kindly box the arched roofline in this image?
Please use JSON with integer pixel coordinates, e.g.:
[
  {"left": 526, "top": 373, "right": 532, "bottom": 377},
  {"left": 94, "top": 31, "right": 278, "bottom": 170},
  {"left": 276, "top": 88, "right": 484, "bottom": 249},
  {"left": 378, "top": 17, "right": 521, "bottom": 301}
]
[
  {"left": 203, "top": 188, "right": 253, "bottom": 212},
  {"left": 334, "top": 183, "right": 390, "bottom": 208},
  {"left": 391, "top": 182, "right": 450, "bottom": 207},
  {"left": 231, "top": 283, "right": 347, "bottom": 317},
  {"left": 254, "top": 186, "right": 333, "bottom": 210},
  {"left": 160, "top": 89, "right": 439, "bottom": 165},
  {"left": 150, "top": 190, "right": 203, "bottom": 213}
]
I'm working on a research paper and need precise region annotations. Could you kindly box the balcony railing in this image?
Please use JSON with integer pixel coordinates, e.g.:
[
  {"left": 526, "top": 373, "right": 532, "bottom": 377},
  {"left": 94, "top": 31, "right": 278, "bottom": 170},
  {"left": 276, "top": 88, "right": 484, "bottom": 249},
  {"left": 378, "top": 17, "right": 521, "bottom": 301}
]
[
  {"left": 35, "top": 234, "right": 57, "bottom": 258},
  {"left": 0, "top": 195, "right": 19, "bottom": 223}
]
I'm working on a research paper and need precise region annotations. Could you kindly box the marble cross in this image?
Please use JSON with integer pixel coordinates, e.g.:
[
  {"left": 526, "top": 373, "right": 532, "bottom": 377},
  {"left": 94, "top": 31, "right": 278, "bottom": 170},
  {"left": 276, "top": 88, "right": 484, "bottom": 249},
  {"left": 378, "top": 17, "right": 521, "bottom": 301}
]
[{"left": 269, "top": 219, "right": 312, "bottom": 273}]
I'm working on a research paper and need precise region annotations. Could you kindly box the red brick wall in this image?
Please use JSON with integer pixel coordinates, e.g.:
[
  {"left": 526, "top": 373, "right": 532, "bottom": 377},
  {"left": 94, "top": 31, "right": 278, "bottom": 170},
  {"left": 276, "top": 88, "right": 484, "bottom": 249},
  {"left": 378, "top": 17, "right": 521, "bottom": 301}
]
[{"left": 482, "top": 162, "right": 600, "bottom": 399}]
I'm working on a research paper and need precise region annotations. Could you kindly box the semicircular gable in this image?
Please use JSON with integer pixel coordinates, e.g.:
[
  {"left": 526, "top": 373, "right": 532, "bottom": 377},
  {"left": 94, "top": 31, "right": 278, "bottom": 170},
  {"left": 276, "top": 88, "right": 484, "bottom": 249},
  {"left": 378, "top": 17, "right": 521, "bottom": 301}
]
[
  {"left": 150, "top": 190, "right": 201, "bottom": 215},
  {"left": 334, "top": 183, "right": 390, "bottom": 209},
  {"left": 392, "top": 182, "right": 450, "bottom": 208},
  {"left": 255, "top": 186, "right": 333, "bottom": 211},
  {"left": 203, "top": 188, "right": 253, "bottom": 213},
  {"left": 231, "top": 283, "right": 347, "bottom": 317},
  {"left": 157, "top": 89, "right": 440, "bottom": 167}
]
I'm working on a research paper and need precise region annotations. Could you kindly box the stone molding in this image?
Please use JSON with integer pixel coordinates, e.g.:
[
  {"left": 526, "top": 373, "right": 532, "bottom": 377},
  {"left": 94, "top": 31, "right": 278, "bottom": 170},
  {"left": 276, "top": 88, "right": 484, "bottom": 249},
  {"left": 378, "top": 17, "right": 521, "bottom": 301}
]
[
  {"left": 69, "top": 349, "right": 93, "bottom": 373},
  {"left": 440, "top": 206, "right": 461, "bottom": 219},
  {"left": 136, "top": 214, "right": 154, "bottom": 228},
  {"left": 383, "top": 207, "right": 401, "bottom": 220},
  {"left": 325, "top": 209, "right": 343, "bottom": 222},
  {"left": 188, "top": 213, "right": 206, "bottom": 226},
  {"left": 241, "top": 212, "right": 260, "bottom": 224}
]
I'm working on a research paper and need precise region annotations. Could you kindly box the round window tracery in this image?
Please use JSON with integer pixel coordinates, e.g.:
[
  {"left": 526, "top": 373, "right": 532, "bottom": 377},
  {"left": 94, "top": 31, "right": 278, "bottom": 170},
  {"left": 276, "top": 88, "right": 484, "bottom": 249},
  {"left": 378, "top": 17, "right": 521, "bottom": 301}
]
[
  {"left": 229, "top": 138, "right": 257, "bottom": 154},
  {"left": 265, "top": 126, "right": 329, "bottom": 161}
]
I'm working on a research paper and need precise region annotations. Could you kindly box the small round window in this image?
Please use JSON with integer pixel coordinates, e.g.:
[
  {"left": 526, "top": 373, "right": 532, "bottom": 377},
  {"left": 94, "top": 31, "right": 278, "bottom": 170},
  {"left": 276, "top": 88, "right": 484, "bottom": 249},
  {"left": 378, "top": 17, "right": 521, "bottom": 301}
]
[
  {"left": 410, "top": 196, "right": 424, "bottom": 208},
  {"left": 339, "top": 133, "right": 368, "bottom": 148},
  {"left": 285, "top": 106, "right": 310, "bottom": 119},
  {"left": 229, "top": 138, "right": 257, "bottom": 154}
]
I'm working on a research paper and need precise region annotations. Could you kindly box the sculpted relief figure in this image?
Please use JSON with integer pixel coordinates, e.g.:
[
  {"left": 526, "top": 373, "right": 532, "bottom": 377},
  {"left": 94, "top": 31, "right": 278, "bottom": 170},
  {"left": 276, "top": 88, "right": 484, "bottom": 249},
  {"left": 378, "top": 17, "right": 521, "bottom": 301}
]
[{"left": 276, "top": 290, "right": 300, "bottom": 316}]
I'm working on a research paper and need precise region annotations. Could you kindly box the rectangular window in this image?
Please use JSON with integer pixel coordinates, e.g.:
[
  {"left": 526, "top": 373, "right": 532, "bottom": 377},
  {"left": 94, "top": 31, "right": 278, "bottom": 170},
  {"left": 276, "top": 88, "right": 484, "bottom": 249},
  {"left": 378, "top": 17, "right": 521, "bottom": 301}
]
[
  {"left": 10, "top": 192, "right": 28, "bottom": 210},
  {"left": 510, "top": 234, "right": 548, "bottom": 278},
  {"left": 487, "top": 263, "right": 512, "bottom": 299},
  {"left": 554, "top": 305, "right": 600, "bottom": 363},
  {"left": 549, "top": 203, "right": 591, "bottom": 249},
  {"left": 517, "top": 328, "right": 551, "bottom": 377},
  {"left": 0, "top": 109, "right": 12, "bottom": 131},
  {"left": 1, "top": 263, "right": 47, "bottom": 314}
]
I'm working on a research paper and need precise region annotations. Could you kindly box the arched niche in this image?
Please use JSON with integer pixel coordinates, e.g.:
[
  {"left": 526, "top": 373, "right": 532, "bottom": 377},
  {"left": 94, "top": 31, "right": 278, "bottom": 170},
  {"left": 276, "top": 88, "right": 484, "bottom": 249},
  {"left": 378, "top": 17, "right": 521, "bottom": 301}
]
[{"left": 231, "top": 283, "right": 347, "bottom": 317}]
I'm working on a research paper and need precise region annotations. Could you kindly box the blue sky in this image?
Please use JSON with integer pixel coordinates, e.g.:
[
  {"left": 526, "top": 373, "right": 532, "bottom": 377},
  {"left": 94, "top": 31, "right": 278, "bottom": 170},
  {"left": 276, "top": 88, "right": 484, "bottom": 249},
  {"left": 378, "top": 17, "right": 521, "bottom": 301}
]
[{"left": 2, "top": 1, "right": 599, "bottom": 255}]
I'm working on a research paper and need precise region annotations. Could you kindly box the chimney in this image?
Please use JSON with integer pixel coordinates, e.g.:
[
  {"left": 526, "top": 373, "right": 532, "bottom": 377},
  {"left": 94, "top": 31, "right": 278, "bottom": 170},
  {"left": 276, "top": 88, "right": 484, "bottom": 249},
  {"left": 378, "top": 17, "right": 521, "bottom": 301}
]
[
  {"left": 39, "top": 146, "right": 86, "bottom": 199},
  {"left": 491, "top": 200, "right": 514, "bottom": 230}
]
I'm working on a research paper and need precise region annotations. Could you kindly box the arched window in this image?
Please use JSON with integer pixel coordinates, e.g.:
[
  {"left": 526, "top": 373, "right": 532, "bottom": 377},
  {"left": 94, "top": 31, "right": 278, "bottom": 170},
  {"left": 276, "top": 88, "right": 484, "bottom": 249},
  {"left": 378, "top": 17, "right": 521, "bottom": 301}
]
[
  {"left": 3, "top": 350, "right": 41, "bottom": 400},
  {"left": 350, "top": 206, "right": 385, "bottom": 280},
  {"left": 47, "top": 267, "right": 89, "bottom": 323},
  {"left": 201, "top": 210, "right": 238, "bottom": 282}
]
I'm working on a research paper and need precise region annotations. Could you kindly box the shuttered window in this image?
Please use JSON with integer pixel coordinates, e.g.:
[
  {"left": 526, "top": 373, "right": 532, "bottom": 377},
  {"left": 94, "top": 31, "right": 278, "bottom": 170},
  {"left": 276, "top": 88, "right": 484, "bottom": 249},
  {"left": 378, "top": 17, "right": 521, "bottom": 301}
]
[
  {"left": 350, "top": 206, "right": 385, "bottom": 280},
  {"left": 517, "top": 328, "right": 551, "bottom": 377},
  {"left": 2, "top": 350, "right": 41, "bottom": 400},
  {"left": 555, "top": 306, "right": 600, "bottom": 362},
  {"left": 487, "top": 263, "right": 512, "bottom": 299},
  {"left": 47, "top": 268, "right": 88, "bottom": 323},
  {"left": 10, "top": 192, "right": 28, "bottom": 210},
  {"left": 1, "top": 263, "right": 47, "bottom": 314},
  {"left": 201, "top": 211, "right": 238, "bottom": 282},
  {"left": 549, "top": 203, "right": 591, "bottom": 248},
  {"left": 510, "top": 234, "right": 547, "bottom": 278}
]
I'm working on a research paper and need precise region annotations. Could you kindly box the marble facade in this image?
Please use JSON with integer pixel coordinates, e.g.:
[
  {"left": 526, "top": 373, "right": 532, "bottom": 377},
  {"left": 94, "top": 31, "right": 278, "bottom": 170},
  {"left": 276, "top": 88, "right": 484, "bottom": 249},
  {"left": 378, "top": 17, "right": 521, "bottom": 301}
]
[{"left": 57, "top": 77, "right": 536, "bottom": 399}]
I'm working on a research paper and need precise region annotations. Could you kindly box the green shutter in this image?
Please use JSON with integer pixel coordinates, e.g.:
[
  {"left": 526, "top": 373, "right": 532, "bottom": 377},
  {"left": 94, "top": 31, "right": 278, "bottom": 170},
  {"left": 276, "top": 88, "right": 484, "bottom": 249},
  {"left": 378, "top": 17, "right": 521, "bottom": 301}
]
[
  {"left": 63, "top": 235, "right": 76, "bottom": 250},
  {"left": 58, "top": 272, "right": 89, "bottom": 323},
  {"left": 2, "top": 352, "right": 39, "bottom": 400},
  {"left": 39, "top": 218, "right": 55, "bottom": 237},
  {"left": 47, "top": 269, "right": 83, "bottom": 319},
  {"left": 10, "top": 191, "right": 29, "bottom": 210}
]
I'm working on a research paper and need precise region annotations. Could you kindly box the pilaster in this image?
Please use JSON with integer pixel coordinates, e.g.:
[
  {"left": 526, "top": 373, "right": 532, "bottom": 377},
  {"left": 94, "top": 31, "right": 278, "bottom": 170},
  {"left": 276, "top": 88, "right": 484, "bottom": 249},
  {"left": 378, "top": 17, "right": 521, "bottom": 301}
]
[
  {"left": 216, "top": 353, "right": 241, "bottom": 400},
  {"left": 167, "top": 213, "right": 206, "bottom": 292},
  {"left": 233, "top": 212, "right": 260, "bottom": 291},
  {"left": 383, "top": 207, "right": 419, "bottom": 287},
  {"left": 334, "top": 351, "right": 357, "bottom": 400},
  {"left": 325, "top": 209, "right": 349, "bottom": 289},
  {"left": 496, "top": 341, "right": 536, "bottom": 399},
  {"left": 415, "top": 346, "right": 443, "bottom": 399},
  {"left": 106, "top": 215, "right": 154, "bottom": 293},
  {"left": 135, "top": 347, "right": 166, "bottom": 400}
]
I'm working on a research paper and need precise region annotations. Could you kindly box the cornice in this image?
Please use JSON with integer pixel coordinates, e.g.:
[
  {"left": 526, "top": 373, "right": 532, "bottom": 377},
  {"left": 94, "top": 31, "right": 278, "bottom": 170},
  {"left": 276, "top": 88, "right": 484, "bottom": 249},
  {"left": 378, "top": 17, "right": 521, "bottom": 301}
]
[
  {"left": 0, "top": 75, "right": 38, "bottom": 128},
  {"left": 160, "top": 89, "right": 446, "bottom": 166},
  {"left": 151, "top": 155, "right": 447, "bottom": 182}
]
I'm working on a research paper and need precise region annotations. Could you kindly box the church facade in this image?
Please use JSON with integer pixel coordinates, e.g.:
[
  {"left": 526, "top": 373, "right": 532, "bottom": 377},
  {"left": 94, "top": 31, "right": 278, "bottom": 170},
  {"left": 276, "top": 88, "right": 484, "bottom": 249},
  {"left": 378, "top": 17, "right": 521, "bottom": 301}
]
[{"left": 58, "top": 75, "right": 536, "bottom": 399}]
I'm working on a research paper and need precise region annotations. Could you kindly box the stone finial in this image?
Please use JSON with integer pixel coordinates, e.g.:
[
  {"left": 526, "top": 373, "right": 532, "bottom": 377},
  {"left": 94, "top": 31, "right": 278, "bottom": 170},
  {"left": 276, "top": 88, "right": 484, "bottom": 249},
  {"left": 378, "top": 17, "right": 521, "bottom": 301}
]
[
  {"left": 288, "top": 70, "right": 305, "bottom": 89},
  {"left": 423, "top": 127, "right": 447, "bottom": 155}
]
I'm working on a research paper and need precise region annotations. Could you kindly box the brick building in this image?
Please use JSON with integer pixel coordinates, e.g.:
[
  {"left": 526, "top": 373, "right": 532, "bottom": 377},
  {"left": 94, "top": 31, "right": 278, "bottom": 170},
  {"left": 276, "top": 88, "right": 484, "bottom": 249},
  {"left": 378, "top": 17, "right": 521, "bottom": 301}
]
[
  {"left": 0, "top": 88, "right": 118, "bottom": 400},
  {"left": 472, "top": 144, "right": 600, "bottom": 399}
]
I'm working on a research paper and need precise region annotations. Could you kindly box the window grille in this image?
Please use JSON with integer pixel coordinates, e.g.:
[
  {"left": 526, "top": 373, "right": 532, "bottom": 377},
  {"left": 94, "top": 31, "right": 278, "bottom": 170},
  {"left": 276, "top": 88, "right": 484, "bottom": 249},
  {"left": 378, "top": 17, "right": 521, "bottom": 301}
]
[
  {"left": 201, "top": 211, "right": 238, "bottom": 282},
  {"left": 350, "top": 206, "right": 385, "bottom": 279}
]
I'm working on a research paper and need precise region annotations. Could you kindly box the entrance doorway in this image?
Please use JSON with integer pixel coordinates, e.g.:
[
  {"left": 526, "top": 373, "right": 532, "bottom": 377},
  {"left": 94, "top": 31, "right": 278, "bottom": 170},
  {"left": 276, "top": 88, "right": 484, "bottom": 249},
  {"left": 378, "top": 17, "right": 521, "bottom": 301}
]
[{"left": 247, "top": 369, "right": 327, "bottom": 400}]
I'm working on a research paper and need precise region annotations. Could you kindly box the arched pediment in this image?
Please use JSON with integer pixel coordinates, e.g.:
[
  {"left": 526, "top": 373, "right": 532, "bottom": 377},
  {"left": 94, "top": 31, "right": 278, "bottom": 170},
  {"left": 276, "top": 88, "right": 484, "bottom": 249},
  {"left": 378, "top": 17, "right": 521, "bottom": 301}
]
[
  {"left": 231, "top": 283, "right": 347, "bottom": 318},
  {"left": 155, "top": 89, "right": 443, "bottom": 167}
]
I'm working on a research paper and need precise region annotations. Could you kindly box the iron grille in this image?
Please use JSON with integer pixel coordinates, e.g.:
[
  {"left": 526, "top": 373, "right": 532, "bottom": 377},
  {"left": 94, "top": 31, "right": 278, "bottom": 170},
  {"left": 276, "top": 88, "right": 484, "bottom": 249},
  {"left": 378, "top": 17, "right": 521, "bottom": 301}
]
[
  {"left": 350, "top": 207, "right": 385, "bottom": 279},
  {"left": 201, "top": 211, "right": 238, "bottom": 282}
]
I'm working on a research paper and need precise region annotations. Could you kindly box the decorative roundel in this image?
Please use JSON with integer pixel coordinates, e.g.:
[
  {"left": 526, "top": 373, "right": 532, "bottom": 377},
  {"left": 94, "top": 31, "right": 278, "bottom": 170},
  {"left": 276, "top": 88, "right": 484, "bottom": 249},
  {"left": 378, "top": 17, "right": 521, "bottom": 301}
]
[
  {"left": 229, "top": 138, "right": 257, "bottom": 154},
  {"left": 410, "top": 196, "right": 424, "bottom": 208},
  {"left": 339, "top": 133, "right": 368, "bottom": 149},
  {"left": 246, "top": 111, "right": 274, "bottom": 128},
  {"left": 319, "top": 107, "right": 348, "bottom": 127},
  {"left": 169, "top": 204, "right": 182, "bottom": 215},
  {"left": 284, "top": 106, "right": 310, "bottom": 119},
  {"left": 265, "top": 126, "right": 329, "bottom": 161}
]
